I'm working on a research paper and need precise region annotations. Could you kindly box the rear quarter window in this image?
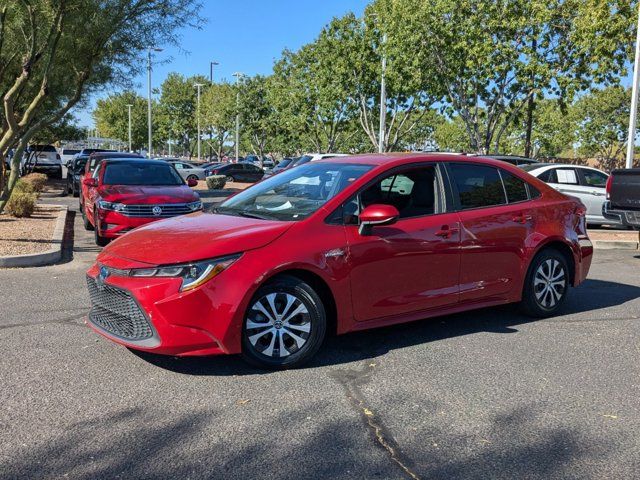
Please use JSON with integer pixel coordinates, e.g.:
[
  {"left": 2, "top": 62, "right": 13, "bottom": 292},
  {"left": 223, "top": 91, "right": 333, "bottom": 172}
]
[{"left": 500, "top": 170, "right": 529, "bottom": 203}]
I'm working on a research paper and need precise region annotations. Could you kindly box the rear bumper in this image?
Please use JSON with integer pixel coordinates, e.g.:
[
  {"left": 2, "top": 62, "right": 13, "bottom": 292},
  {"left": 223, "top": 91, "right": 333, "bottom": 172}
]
[{"left": 602, "top": 201, "right": 640, "bottom": 228}]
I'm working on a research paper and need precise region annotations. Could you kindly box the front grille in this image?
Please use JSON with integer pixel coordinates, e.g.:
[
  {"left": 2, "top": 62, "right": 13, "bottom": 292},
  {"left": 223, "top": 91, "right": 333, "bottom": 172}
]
[
  {"left": 87, "top": 276, "right": 154, "bottom": 341},
  {"left": 118, "top": 203, "right": 195, "bottom": 218}
]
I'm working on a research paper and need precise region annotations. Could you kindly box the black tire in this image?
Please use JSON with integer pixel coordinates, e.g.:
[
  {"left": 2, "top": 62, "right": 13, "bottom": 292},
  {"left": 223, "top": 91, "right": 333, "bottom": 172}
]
[
  {"left": 94, "top": 212, "right": 109, "bottom": 247},
  {"left": 82, "top": 207, "right": 94, "bottom": 231},
  {"left": 187, "top": 174, "right": 199, "bottom": 182},
  {"left": 72, "top": 184, "right": 79, "bottom": 197},
  {"left": 520, "top": 249, "right": 569, "bottom": 317},
  {"left": 225, "top": 175, "right": 235, "bottom": 183},
  {"left": 241, "top": 275, "right": 326, "bottom": 369}
]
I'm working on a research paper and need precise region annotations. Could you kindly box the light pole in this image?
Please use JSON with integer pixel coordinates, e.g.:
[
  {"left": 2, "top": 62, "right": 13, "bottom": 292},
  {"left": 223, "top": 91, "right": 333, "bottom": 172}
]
[
  {"left": 209, "top": 61, "right": 219, "bottom": 160},
  {"left": 126, "top": 104, "right": 133, "bottom": 152},
  {"left": 210, "top": 61, "right": 219, "bottom": 84},
  {"left": 233, "top": 72, "right": 246, "bottom": 163},
  {"left": 378, "top": 32, "right": 387, "bottom": 154},
  {"left": 627, "top": 3, "right": 640, "bottom": 169},
  {"left": 194, "top": 83, "right": 204, "bottom": 161},
  {"left": 147, "top": 47, "right": 163, "bottom": 158}
]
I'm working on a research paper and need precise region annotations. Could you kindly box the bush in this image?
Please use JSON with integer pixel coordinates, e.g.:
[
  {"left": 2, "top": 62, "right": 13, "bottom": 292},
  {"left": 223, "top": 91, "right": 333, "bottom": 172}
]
[
  {"left": 13, "top": 179, "right": 35, "bottom": 194},
  {"left": 21, "top": 173, "right": 48, "bottom": 192},
  {"left": 6, "top": 191, "right": 37, "bottom": 217},
  {"left": 206, "top": 175, "right": 227, "bottom": 190}
]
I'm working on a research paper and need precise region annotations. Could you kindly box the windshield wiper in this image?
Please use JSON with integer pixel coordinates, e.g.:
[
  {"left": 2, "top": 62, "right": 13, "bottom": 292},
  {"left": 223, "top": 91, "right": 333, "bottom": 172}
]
[{"left": 237, "top": 211, "right": 275, "bottom": 220}]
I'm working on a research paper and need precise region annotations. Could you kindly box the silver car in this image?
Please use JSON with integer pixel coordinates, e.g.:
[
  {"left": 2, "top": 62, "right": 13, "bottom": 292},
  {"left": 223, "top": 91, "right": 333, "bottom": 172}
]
[
  {"left": 168, "top": 161, "right": 207, "bottom": 181},
  {"left": 521, "top": 163, "right": 621, "bottom": 227}
]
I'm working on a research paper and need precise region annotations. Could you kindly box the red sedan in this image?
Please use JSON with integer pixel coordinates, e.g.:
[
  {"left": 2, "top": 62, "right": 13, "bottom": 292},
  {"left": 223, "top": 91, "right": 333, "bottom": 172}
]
[
  {"left": 85, "top": 154, "right": 593, "bottom": 368},
  {"left": 81, "top": 159, "right": 202, "bottom": 246}
]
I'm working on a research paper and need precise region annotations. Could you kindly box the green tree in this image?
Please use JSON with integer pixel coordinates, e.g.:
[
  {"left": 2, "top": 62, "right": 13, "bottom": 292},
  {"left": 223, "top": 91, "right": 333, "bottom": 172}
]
[
  {"left": 379, "top": 0, "right": 636, "bottom": 154},
  {"left": 575, "top": 86, "right": 631, "bottom": 171},
  {"left": 0, "top": 0, "right": 203, "bottom": 213},
  {"left": 199, "top": 81, "right": 236, "bottom": 160},
  {"left": 93, "top": 91, "right": 148, "bottom": 150}
]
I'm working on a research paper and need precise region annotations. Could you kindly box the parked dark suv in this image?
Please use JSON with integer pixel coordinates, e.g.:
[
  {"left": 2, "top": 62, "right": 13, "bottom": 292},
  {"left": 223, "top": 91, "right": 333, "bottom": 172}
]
[{"left": 66, "top": 155, "right": 89, "bottom": 197}]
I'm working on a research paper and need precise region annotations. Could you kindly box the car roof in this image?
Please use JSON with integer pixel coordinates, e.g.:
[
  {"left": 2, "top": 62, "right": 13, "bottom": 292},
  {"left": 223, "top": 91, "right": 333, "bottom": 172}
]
[
  {"left": 318, "top": 152, "right": 529, "bottom": 169},
  {"left": 102, "top": 158, "right": 168, "bottom": 166},
  {"left": 90, "top": 152, "right": 143, "bottom": 159},
  {"left": 520, "top": 163, "right": 604, "bottom": 173}
]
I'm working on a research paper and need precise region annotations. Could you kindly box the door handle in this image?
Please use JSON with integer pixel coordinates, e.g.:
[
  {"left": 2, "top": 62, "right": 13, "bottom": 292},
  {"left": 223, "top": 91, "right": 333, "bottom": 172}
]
[
  {"left": 435, "top": 225, "right": 459, "bottom": 239},
  {"left": 512, "top": 214, "right": 532, "bottom": 224}
]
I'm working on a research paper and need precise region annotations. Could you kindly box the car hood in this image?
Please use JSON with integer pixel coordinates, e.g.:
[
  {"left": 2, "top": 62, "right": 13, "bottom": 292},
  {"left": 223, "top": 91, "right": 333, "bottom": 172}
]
[
  {"left": 98, "top": 185, "right": 198, "bottom": 204},
  {"left": 100, "top": 212, "right": 293, "bottom": 265}
]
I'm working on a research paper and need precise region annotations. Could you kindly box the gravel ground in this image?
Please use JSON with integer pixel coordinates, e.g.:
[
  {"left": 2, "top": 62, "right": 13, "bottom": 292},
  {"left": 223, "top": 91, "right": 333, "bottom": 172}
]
[{"left": 0, "top": 205, "right": 59, "bottom": 256}]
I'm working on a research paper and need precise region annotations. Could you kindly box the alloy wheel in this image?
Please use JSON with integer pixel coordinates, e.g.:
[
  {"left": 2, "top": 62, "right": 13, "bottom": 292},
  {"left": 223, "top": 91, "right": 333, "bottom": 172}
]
[
  {"left": 245, "top": 292, "right": 311, "bottom": 358},
  {"left": 533, "top": 258, "right": 566, "bottom": 309}
]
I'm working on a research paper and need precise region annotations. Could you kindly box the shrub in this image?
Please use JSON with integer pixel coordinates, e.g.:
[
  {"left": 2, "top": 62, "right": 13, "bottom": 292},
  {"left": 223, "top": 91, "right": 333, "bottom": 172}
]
[
  {"left": 206, "top": 175, "right": 227, "bottom": 190},
  {"left": 6, "top": 191, "right": 37, "bottom": 218},
  {"left": 13, "top": 179, "right": 35, "bottom": 194},
  {"left": 21, "top": 173, "right": 48, "bottom": 192}
]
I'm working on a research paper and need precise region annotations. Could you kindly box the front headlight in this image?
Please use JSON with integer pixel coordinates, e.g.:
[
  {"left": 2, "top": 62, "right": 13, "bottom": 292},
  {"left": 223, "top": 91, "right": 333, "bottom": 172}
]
[
  {"left": 129, "top": 254, "right": 241, "bottom": 291},
  {"left": 187, "top": 200, "right": 203, "bottom": 211},
  {"left": 97, "top": 200, "right": 125, "bottom": 212}
]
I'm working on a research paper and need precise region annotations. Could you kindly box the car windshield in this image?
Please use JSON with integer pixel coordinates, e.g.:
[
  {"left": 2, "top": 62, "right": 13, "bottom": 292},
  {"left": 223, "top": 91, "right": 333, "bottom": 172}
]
[
  {"left": 216, "top": 162, "right": 371, "bottom": 221},
  {"left": 277, "top": 158, "right": 292, "bottom": 168},
  {"left": 102, "top": 162, "right": 184, "bottom": 186}
]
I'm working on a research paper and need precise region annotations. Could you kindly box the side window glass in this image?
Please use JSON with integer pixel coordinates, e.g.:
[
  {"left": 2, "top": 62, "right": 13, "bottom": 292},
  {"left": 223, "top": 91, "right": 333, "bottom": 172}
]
[
  {"left": 174, "top": 163, "right": 184, "bottom": 170},
  {"left": 449, "top": 164, "right": 506, "bottom": 209},
  {"left": 500, "top": 170, "right": 529, "bottom": 203},
  {"left": 555, "top": 168, "right": 578, "bottom": 185},
  {"left": 360, "top": 166, "right": 439, "bottom": 219},
  {"left": 581, "top": 169, "right": 607, "bottom": 188}
]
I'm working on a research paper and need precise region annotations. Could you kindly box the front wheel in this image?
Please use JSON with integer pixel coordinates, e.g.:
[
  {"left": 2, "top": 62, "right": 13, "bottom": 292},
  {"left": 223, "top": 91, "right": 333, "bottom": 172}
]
[
  {"left": 187, "top": 174, "right": 199, "bottom": 182},
  {"left": 241, "top": 275, "right": 326, "bottom": 369},
  {"left": 520, "top": 249, "right": 569, "bottom": 317},
  {"left": 94, "top": 212, "right": 109, "bottom": 247}
]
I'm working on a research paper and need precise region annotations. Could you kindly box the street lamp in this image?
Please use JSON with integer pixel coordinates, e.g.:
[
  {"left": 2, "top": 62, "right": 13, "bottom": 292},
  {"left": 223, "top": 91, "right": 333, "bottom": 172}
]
[
  {"left": 147, "top": 47, "right": 163, "bottom": 158},
  {"left": 194, "top": 83, "right": 204, "bottom": 161},
  {"left": 210, "top": 61, "right": 219, "bottom": 84},
  {"left": 126, "top": 104, "right": 133, "bottom": 152},
  {"left": 233, "top": 72, "right": 246, "bottom": 163},
  {"left": 626, "top": 3, "right": 640, "bottom": 169}
]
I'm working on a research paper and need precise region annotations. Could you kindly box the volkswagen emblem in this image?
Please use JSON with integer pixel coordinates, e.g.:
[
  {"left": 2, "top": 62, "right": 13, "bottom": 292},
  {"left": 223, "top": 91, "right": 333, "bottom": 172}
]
[{"left": 152, "top": 206, "right": 162, "bottom": 216}]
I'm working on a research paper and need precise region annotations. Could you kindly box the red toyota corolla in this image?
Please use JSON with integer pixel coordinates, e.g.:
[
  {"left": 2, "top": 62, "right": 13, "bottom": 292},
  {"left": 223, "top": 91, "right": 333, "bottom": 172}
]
[
  {"left": 86, "top": 154, "right": 593, "bottom": 368},
  {"left": 81, "top": 159, "right": 202, "bottom": 246}
]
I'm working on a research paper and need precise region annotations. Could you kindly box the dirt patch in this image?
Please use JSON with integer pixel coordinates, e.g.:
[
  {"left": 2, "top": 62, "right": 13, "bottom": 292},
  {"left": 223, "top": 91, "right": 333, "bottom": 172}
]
[
  {"left": 0, "top": 205, "right": 60, "bottom": 256},
  {"left": 193, "top": 180, "right": 251, "bottom": 191}
]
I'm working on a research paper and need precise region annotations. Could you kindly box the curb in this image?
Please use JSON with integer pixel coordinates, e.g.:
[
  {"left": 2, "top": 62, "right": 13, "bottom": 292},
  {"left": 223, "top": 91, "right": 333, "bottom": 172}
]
[
  {"left": 0, "top": 205, "right": 68, "bottom": 268},
  {"left": 593, "top": 240, "right": 639, "bottom": 250}
]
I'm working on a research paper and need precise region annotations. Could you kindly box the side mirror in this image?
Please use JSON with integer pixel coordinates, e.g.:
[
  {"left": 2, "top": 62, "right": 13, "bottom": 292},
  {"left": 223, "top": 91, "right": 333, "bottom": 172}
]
[
  {"left": 358, "top": 204, "right": 400, "bottom": 235},
  {"left": 187, "top": 178, "right": 198, "bottom": 187},
  {"left": 83, "top": 177, "right": 98, "bottom": 187}
]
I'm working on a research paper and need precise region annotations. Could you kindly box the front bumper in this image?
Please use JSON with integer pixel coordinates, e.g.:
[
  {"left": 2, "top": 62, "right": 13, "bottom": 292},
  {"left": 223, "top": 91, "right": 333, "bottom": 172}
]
[
  {"left": 85, "top": 256, "right": 251, "bottom": 356},
  {"left": 602, "top": 201, "right": 640, "bottom": 228}
]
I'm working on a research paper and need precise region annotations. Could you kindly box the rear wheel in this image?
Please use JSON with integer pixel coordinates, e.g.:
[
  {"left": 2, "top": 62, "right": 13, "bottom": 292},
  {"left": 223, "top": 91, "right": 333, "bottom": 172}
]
[
  {"left": 520, "top": 249, "right": 569, "bottom": 317},
  {"left": 225, "top": 175, "right": 235, "bottom": 183},
  {"left": 241, "top": 275, "right": 326, "bottom": 369},
  {"left": 82, "top": 207, "right": 94, "bottom": 231}
]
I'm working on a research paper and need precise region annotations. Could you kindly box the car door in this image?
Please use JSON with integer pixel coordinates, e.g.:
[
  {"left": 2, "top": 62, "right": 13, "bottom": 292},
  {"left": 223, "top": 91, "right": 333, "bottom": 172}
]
[
  {"left": 247, "top": 164, "right": 263, "bottom": 181},
  {"left": 344, "top": 164, "right": 461, "bottom": 321},
  {"left": 576, "top": 168, "right": 608, "bottom": 223},
  {"left": 446, "top": 162, "right": 535, "bottom": 303}
]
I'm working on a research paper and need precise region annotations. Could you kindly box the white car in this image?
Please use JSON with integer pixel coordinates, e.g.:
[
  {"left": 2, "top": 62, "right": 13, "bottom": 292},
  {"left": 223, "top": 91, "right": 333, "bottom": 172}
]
[
  {"left": 168, "top": 160, "right": 208, "bottom": 181},
  {"left": 521, "top": 163, "right": 621, "bottom": 227},
  {"left": 22, "top": 144, "right": 62, "bottom": 178},
  {"left": 59, "top": 147, "right": 81, "bottom": 165},
  {"left": 295, "top": 153, "right": 349, "bottom": 166}
]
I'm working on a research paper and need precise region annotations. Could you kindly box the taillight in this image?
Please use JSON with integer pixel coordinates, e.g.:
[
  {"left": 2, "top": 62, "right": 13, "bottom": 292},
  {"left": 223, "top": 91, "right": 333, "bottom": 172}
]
[
  {"left": 605, "top": 175, "right": 612, "bottom": 200},
  {"left": 212, "top": 169, "right": 219, "bottom": 174},
  {"left": 574, "top": 203, "right": 587, "bottom": 217}
]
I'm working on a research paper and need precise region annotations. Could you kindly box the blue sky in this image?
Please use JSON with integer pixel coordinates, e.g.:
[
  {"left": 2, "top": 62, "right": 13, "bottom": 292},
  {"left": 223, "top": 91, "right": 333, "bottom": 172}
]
[{"left": 77, "top": 0, "right": 370, "bottom": 127}]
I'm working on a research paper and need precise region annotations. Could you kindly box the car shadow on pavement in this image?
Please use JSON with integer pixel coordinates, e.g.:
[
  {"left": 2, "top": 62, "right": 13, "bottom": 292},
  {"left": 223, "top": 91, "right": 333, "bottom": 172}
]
[
  {"left": 132, "top": 278, "right": 640, "bottom": 376},
  {"left": 0, "top": 402, "right": 616, "bottom": 480}
]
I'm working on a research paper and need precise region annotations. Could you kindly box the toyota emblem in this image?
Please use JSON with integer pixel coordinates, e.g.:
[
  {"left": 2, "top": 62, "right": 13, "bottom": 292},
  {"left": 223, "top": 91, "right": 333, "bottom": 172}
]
[
  {"left": 97, "top": 265, "right": 109, "bottom": 290},
  {"left": 152, "top": 206, "right": 162, "bottom": 216}
]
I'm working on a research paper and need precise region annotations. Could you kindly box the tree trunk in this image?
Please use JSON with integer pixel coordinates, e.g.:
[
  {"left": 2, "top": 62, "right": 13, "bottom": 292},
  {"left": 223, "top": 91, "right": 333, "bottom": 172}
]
[{"left": 524, "top": 92, "right": 536, "bottom": 158}]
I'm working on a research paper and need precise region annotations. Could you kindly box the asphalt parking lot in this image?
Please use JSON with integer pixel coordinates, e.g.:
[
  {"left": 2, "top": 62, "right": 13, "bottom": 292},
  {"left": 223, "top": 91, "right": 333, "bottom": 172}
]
[{"left": 1, "top": 180, "right": 640, "bottom": 479}]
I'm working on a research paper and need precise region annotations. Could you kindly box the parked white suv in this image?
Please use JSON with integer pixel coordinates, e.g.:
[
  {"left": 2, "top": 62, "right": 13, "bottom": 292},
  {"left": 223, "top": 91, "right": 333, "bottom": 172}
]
[{"left": 22, "top": 144, "right": 62, "bottom": 178}]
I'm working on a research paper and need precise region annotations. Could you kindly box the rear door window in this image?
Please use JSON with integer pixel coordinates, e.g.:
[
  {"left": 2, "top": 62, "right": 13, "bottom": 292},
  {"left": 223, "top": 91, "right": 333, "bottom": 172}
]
[{"left": 448, "top": 163, "right": 507, "bottom": 210}]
